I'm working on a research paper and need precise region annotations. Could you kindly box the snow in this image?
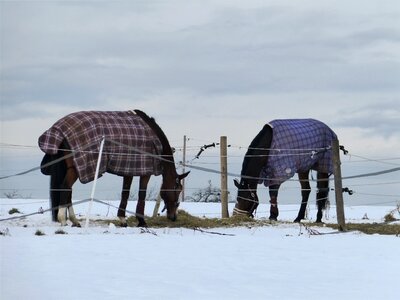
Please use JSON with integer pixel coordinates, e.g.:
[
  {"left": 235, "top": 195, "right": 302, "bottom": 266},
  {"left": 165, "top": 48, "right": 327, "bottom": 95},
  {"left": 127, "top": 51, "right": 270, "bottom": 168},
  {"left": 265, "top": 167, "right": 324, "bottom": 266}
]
[{"left": 1, "top": 199, "right": 399, "bottom": 300}]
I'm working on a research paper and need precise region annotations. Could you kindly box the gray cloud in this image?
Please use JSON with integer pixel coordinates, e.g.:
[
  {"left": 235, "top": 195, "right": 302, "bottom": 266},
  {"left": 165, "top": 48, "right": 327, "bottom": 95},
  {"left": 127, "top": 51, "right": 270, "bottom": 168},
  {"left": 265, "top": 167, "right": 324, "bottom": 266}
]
[
  {"left": 1, "top": 1, "right": 399, "bottom": 200},
  {"left": 334, "top": 101, "right": 400, "bottom": 137},
  {"left": 1, "top": 1, "right": 399, "bottom": 121}
]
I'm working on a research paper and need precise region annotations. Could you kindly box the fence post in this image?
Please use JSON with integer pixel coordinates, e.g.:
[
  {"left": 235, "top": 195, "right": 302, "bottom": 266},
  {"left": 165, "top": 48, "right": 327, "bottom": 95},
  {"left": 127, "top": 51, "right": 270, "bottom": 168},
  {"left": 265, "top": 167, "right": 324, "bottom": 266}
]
[
  {"left": 181, "top": 135, "right": 187, "bottom": 202},
  {"left": 220, "top": 136, "right": 229, "bottom": 218},
  {"left": 85, "top": 137, "right": 105, "bottom": 229},
  {"left": 332, "top": 138, "right": 346, "bottom": 231}
]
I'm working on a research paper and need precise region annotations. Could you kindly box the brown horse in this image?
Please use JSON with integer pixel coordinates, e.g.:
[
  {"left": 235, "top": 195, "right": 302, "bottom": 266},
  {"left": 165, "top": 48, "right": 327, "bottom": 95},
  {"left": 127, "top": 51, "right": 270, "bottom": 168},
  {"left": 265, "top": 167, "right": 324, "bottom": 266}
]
[
  {"left": 39, "top": 109, "right": 189, "bottom": 227},
  {"left": 233, "top": 119, "right": 337, "bottom": 222}
]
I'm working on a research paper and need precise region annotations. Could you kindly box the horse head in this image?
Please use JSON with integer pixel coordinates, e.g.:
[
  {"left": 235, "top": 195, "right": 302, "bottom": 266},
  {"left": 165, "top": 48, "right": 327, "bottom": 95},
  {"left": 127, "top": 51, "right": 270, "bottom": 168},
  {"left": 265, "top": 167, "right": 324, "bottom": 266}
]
[
  {"left": 233, "top": 178, "right": 259, "bottom": 217},
  {"left": 161, "top": 172, "right": 190, "bottom": 221}
]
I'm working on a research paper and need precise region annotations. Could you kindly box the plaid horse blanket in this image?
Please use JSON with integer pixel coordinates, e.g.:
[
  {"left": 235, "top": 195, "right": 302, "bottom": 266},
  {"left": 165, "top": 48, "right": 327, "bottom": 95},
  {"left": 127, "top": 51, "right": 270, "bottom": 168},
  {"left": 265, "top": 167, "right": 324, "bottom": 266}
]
[
  {"left": 259, "top": 119, "right": 337, "bottom": 186},
  {"left": 38, "top": 111, "right": 163, "bottom": 183}
]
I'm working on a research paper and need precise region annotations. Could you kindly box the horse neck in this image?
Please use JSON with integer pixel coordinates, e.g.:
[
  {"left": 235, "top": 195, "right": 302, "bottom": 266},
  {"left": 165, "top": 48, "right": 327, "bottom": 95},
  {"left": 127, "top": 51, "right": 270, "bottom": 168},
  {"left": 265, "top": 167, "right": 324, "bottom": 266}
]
[
  {"left": 133, "top": 110, "right": 178, "bottom": 180},
  {"left": 151, "top": 122, "right": 177, "bottom": 179},
  {"left": 241, "top": 124, "right": 273, "bottom": 187},
  {"left": 161, "top": 156, "right": 177, "bottom": 179}
]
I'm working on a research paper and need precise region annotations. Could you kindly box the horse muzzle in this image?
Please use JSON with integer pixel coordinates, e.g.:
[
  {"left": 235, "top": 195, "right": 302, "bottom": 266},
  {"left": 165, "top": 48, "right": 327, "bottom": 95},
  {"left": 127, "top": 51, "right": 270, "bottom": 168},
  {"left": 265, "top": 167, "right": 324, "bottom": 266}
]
[{"left": 167, "top": 213, "right": 177, "bottom": 222}]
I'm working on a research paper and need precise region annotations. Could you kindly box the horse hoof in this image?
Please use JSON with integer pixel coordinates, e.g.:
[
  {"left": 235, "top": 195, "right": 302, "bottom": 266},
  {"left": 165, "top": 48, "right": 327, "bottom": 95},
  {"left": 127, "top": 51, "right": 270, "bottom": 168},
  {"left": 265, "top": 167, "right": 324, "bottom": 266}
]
[
  {"left": 269, "top": 217, "right": 277, "bottom": 221},
  {"left": 71, "top": 223, "right": 81, "bottom": 228},
  {"left": 294, "top": 218, "right": 301, "bottom": 223},
  {"left": 137, "top": 221, "right": 148, "bottom": 228},
  {"left": 120, "top": 222, "right": 128, "bottom": 228}
]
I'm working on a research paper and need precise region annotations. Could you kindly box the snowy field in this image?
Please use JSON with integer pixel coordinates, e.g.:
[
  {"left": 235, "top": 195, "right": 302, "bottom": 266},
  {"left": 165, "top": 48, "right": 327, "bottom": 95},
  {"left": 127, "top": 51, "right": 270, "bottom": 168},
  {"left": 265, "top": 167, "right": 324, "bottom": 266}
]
[{"left": 1, "top": 199, "right": 399, "bottom": 300}]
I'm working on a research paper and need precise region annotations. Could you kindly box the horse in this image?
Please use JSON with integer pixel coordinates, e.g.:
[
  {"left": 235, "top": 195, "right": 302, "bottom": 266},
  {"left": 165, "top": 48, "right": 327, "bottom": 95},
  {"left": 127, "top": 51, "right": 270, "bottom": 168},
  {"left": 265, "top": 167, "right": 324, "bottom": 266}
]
[
  {"left": 233, "top": 119, "right": 337, "bottom": 223},
  {"left": 39, "top": 109, "right": 189, "bottom": 227}
]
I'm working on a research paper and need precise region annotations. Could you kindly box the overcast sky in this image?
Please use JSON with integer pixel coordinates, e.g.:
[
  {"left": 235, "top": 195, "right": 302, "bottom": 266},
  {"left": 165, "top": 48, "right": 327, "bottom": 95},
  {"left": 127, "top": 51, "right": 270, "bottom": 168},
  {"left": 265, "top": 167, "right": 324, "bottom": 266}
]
[{"left": 1, "top": 0, "right": 399, "bottom": 206}]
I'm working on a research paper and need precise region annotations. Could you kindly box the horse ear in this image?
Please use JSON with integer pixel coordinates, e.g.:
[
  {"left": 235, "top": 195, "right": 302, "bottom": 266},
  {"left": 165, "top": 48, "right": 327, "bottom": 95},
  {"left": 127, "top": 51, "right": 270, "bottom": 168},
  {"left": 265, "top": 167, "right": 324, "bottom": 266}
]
[
  {"left": 233, "top": 179, "right": 240, "bottom": 188},
  {"left": 178, "top": 171, "right": 190, "bottom": 181}
]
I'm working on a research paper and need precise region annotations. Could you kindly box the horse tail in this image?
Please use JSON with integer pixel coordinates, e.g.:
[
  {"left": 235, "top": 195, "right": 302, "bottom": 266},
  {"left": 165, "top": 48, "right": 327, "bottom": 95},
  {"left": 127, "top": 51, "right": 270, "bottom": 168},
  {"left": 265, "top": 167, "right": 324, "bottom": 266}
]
[
  {"left": 320, "top": 191, "right": 328, "bottom": 211},
  {"left": 41, "top": 152, "right": 67, "bottom": 221},
  {"left": 317, "top": 172, "right": 330, "bottom": 211}
]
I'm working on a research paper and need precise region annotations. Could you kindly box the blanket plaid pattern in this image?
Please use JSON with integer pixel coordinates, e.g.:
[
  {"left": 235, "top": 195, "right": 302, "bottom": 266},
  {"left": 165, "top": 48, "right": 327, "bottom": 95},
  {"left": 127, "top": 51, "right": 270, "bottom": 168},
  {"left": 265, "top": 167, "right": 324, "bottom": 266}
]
[
  {"left": 259, "top": 119, "right": 337, "bottom": 186},
  {"left": 38, "top": 111, "right": 163, "bottom": 183}
]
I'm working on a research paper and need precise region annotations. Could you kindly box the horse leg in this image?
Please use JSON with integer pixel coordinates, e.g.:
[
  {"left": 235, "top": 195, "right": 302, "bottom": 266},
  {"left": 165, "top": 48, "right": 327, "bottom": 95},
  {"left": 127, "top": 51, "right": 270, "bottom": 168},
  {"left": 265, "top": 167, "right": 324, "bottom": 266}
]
[
  {"left": 136, "top": 175, "right": 151, "bottom": 227},
  {"left": 58, "top": 157, "right": 79, "bottom": 226},
  {"left": 294, "top": 171, "right": 311, "bottom": 222},
  {"left": 316, "top": 172, "right": 329, "bottom": 223},
  {"left": 118, "top": 176, "right": 133, "bottom": 227},
  {"left": 269, "top": 184, "right": 280, "bottom": 221}
]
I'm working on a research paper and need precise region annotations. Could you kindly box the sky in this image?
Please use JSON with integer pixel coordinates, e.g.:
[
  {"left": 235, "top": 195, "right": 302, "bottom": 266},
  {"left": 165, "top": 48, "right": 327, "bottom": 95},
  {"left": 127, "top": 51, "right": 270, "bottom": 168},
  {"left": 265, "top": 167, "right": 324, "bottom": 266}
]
[{"left": 1, "top": 0, "right": 399, "bottom": 206}]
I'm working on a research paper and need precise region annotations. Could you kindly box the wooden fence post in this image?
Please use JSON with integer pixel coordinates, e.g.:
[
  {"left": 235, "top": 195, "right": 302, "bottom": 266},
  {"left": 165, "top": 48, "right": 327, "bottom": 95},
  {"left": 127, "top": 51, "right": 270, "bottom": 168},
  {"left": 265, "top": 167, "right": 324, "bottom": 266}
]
[
  {"left": 220, "top": 136, "right": 229, "bottom": 218},
  {"left": 181, "top": 135, "right": 187, "bottom": 202},
  {"left": 332, "top": 138, "right": 346, "bottom": 231}
]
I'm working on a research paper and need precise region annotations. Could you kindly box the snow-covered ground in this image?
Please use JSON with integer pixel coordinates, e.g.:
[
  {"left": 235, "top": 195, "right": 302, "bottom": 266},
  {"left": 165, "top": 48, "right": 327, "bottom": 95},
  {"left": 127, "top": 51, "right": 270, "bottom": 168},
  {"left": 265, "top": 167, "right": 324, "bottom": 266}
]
[{"left": 1, "top": 199, "right": 399, "bottom": 300}]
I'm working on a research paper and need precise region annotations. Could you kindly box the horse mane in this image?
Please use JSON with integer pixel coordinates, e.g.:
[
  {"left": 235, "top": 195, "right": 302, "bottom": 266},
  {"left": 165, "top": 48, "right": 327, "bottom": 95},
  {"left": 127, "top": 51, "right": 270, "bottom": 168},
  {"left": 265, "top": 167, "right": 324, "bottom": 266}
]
[
  {"left": 241, "top": 124, "right": 273, "bottom": 182},
  {"left": 133, "top": 109, "right": 176, "bottom": 172}
]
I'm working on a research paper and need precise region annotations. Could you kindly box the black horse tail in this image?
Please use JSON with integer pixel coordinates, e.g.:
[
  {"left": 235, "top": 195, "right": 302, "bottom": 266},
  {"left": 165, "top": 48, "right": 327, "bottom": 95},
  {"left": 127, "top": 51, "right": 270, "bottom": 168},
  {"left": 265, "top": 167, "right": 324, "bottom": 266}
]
[
  {"left": 317, "top": 173, "right": 330, "bottom": 212},
  {"left": 320, "top": 192, "right": 328, "bottom": 211},
  {"left": 41, "top": 152, "right": 67, "bottom": 221}
]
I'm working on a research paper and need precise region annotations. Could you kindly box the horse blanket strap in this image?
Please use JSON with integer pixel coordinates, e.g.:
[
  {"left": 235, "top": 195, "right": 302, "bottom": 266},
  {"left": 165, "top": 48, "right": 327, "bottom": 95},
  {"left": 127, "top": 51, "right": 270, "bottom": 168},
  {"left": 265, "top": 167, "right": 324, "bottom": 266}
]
[
  {"left": 38, "top": 111, "right": 163, "bottom": 183},
  {"left": 233, "top": 207, "right": 250, "bottom": 216},
  {"left": 259, "top": 119, "right": 337, "bottom": 187}
]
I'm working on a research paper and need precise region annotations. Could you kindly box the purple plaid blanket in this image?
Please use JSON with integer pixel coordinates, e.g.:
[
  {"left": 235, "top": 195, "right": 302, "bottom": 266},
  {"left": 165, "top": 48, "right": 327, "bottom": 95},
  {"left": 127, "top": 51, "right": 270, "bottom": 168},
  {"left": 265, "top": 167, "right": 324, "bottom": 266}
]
[
  {"left": 259, "top": 119, "right": 337, "bottom": 186},
  {"left": 38, "top": 111, "right": 162, "bottom": 183}
]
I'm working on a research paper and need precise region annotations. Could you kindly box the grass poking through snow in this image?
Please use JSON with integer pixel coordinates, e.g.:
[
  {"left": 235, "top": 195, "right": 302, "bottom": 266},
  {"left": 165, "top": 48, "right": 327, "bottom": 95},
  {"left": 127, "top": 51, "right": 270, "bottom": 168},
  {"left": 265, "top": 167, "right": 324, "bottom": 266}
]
[{"left": 87, "top": 209, "right": 400, "bottom": 236}]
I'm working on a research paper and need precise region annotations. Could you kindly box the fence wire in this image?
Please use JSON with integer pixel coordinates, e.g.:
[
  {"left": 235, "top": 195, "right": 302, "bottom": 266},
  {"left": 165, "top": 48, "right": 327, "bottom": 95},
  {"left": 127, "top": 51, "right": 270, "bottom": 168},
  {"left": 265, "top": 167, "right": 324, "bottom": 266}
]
[{"left": 1, "top": 140, "right": 399, "bottom": 207}]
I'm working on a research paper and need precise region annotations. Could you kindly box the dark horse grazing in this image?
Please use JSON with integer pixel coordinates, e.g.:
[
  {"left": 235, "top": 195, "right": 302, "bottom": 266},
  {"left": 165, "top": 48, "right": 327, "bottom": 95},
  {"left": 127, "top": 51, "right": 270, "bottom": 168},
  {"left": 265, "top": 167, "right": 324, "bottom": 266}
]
[
  {"left": 38, "top": 109, "right": 189, "bottom": 227},
  {"left": 233, "top": 119, "right": 337, "bottom": 223}
]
